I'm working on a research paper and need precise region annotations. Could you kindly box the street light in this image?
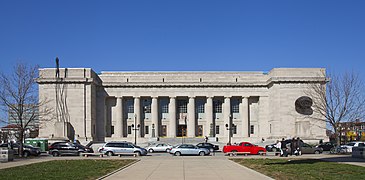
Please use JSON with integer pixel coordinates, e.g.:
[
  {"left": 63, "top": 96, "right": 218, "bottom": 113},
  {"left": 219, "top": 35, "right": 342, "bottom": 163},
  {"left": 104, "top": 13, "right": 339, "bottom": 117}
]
[
  {"left": 132, "top": 114, "right": 140, "bottom": 145},
  {"left": 225, "top": 114, "right": 233, "bottom": 145}
]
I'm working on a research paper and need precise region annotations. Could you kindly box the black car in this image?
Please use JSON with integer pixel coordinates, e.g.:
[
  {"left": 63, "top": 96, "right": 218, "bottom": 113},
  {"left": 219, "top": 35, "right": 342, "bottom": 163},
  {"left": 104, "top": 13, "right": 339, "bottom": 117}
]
[
  {"left": 49, "top": 142, "right": 93, "bottom": 156},
  {"left": 196, "top": 143, "right": 219, "bottom": 151},
  {"left": 316, "top": 142, "right": 336, "bottom": 151},
  {"left": 0, "top": 143, "right": 41, "bottom": 157}
]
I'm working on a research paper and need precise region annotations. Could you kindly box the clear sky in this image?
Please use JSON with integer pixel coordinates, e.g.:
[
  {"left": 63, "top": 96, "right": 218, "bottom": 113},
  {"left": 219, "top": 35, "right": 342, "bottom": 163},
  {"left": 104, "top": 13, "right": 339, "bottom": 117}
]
[{"left": 1, "top": 0, "right": 365, "bottom": 77}]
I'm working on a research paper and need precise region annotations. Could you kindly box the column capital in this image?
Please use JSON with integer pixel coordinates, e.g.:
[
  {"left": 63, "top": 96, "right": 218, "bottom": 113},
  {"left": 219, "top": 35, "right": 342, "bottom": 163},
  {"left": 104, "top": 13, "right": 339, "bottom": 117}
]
[
  {"left": 206, "top": 96, "right": 213, "bottom": 99},
  {"left": 169, "top": 96, "right": 176, "bottom": 99},
  {"left": 242, "top": 96, "right": 249, "bottom": 99},
  {"left": 133, "top": 96, "right": 140, "bottom": 99},
  {"left": 117, "top": 96, "right": 123, "bottom": 99},
  {"left": 151, "top": 96, "right": 158, "bottom": 99},
  {"left": 224, "top": 96, "right": 231, "bottom": 99},
  {"left": 189, "top": 96, "right": 195, "bottom": 99}
]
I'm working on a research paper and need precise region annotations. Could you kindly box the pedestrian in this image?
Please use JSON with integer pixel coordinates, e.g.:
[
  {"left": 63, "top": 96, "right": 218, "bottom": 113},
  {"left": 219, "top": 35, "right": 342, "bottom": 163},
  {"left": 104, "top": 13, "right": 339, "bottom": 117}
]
[
  {"left": 290, "top": 138, "right": 295, "bottom": 155},
  {"left": 296, "top": 137, "right": 302, "bottom": 155},
  {"left": 280, "top": 138, "right": 288, "bottom": 157},
  {"left": 275, "top": 140, "right": 282, "bottom": 156},
  {"left": 205, "top": 136, "right": 208, "bottom": 143}
]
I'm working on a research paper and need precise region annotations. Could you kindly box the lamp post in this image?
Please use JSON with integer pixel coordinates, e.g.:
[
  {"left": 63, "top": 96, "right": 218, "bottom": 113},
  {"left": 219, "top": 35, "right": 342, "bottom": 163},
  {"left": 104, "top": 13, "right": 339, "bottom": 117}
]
[
  {"left": 225, "top": 114, "right": 233, "bottom": 145},
  {"left": 132, "top": 114, "right": 140, "bottom": 145}
]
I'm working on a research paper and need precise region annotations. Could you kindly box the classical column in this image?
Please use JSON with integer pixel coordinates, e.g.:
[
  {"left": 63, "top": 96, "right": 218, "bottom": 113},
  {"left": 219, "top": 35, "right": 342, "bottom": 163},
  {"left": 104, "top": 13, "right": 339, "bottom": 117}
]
[
  {"left": 187, "top": 97, "right": 196, "bottom": 137},
  {"left": 205, "top": 97, "right": 213, "bottom": 137},
  {"left": 168, "top": 96, "right": 176, "bottom": 137},
  {"left": 224, "top": 97, "right": 231, "bottom": 138},
  {"left": 151, "top": 96, "right": 159, "bottom": 138},
  {"left": 134, "top": 96, "right": 141, "bottom": 137},
  {"left": 241, "top": 97, "right": 249, "bottom": 137},
  {"left": 114, "top": 97, "right": 123, "bottom": 137}
]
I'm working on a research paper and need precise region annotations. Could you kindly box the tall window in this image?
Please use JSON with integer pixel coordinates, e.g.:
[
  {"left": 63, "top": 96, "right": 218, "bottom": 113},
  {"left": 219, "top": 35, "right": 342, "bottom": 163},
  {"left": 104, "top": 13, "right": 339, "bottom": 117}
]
[
  {"left": 196, "top": 99, "right": 205, "bottom": 113},
  {"left": 126, "top": 99, "right": 134, "bottom": 113},
  {"left": 250, "top": 125, "right": 254, "bottom": 134},
  {"left": 231, "top": 99, "right": 239, "bottom": 113},
  {"left": 161, "top": 98, "right": 169, "bottom": 113},
  {"left": 145, "top": 126, "right": 149, "bottom": 134},
  {"left": 142, "top": 99, "right": 151, "bottom": 113},
  {"left": 213, "top": 100, "right": 222, "bottom": 113},
  {"left": 177, "top": 100, "right": 187, "bottom": 113},
  {"left": 232, "top": 124, "right": 237, "bottom": 134},
  {"left": 215, "top": 125, "right": 220, "bottom": 134},
  {"left": 128, "top": 126, "right": 132, "bottom": 134}
]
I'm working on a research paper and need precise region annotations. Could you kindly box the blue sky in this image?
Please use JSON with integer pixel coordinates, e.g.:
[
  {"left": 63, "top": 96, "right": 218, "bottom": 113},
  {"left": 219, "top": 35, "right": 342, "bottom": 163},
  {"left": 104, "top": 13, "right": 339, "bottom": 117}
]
[{"left": 0, "top": 0, "right": 365, "bottom": 77}]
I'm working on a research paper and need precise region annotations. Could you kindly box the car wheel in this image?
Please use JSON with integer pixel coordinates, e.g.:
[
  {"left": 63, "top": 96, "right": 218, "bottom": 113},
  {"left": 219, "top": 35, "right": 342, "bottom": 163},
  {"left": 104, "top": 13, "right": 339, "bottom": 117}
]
[
  {"left": 258, "top": 150, "right": 264, "bottom": 155},
  {"left": 272, "top": 148, "right": 277, "bottom": 152},
  {"left": 52, "top": 151, "right": 60, "bottom": 157},
  {"left": 148, "top": 149, "right": 154, "bottom": 153},
  {"left": 106, "top": 151, "right": 114, "bottom": 156},
  {"left": 135, "top": 151, "right": 141, "bottom": 156},
  {"left": 23, "top": 151, "right": 30, "bottom": 157},
  {"left": 199, "top": 151, "right": 205, "bottom": 156},
  {"left": 175, "top": 151, "right": 181, "bottom": 156},
  {"left": 314, "top": 150, "right": 320, "bottom": 154}
]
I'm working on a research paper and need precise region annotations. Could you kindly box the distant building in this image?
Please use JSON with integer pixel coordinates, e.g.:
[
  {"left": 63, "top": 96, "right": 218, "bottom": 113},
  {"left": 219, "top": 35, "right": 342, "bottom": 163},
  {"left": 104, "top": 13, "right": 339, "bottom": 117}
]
[{"left": 338, "top": 119, "right": 365, "bottom": 143}]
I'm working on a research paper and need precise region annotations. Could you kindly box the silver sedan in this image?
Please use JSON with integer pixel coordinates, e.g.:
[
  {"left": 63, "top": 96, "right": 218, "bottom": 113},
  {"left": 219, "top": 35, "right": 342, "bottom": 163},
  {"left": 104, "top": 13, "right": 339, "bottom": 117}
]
[
  {"left": 169, "top": 144, "right": 210, "bottom": 156},
  {"left": 146, "top": 143, "right": 173, "bottom": 153}
]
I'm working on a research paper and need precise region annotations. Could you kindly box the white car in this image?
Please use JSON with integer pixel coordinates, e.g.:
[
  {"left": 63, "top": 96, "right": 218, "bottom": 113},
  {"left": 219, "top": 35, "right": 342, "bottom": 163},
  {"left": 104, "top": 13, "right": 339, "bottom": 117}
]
[
  {"left": 340, "top": 141, "right": 365, "bottom": 153},
  {"left": 146, "top": 143, "right": 173, "bottom": 153},
  {"left": 169, "top": 144, "right": 210, "bottom": 156}
]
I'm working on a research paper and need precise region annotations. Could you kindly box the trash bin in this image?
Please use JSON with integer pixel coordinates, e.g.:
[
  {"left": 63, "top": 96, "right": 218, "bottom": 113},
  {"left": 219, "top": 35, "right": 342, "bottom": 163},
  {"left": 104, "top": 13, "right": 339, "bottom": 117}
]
[
  {"left": 0, "top": 148, "right": 14, "bottom": 163},
  {"left": 25, "top": 138, "right": 48, "bottom": 152}
]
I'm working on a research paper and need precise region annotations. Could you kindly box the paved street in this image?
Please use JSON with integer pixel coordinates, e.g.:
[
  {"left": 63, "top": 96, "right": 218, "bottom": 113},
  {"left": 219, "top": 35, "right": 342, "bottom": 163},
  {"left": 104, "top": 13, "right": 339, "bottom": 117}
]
[{"left": 104, "top": 156, "right": 272, "bottom": 180}]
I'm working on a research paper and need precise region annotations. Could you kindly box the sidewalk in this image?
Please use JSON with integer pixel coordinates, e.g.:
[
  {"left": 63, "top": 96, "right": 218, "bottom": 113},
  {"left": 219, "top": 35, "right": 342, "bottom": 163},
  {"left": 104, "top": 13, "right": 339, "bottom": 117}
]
[{"left": 104, "top": 156, "right": 273, "bottom": 180}]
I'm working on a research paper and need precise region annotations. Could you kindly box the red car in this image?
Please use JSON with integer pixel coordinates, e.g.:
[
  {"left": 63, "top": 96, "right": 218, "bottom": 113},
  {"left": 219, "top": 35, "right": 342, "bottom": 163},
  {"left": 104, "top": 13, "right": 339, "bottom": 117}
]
[{"left": 223, "top": 142, "right": 266, "bottom": 154}]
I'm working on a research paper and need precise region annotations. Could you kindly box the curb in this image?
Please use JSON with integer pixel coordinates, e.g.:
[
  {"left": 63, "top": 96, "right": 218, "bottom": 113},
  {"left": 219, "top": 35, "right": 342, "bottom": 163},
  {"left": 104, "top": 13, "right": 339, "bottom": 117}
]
[{"left": 97, "top": 159, "right": 141, "bottom": 180}]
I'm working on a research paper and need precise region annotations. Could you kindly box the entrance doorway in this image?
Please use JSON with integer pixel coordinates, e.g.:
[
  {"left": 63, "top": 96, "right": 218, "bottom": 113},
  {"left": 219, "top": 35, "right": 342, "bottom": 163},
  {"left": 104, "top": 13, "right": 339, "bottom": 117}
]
[{"left": 177, "top": 125, "right": 187, "bottom": 137}]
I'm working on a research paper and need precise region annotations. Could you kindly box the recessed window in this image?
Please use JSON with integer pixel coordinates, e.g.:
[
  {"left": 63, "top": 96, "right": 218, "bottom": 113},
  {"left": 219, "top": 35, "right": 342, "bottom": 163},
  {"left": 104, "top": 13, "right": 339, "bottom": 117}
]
[
  {"left": 196, "top": 99, "right": 205, "bottom": 113},
  {"left": 142, "top": 99, "right": 151, "bottom": 113},
  {"left": 231, "top": 99, "right": 239, "bottom": 113},
  {"left": 128, "top": 126, "right": 132, "bottom": 134},
  {"left": 232, "top": 124, "right": 237, "bottom": 134},
  {"left": 250, "top": 125, "right": 254, "bottom": 134},
  {"left": 215, "top": 125, "right": 220, "bottom": 134},
  {"left": 145, "top": 126, "right": 149, "bottom": 134},
  {"left": 126, "top": 99, "right": 134, "bottom": 113},
  {"left": 213, "top": 100, "right": 222, "bottom": 113},
  {"left": 177, "top": 100, "right": 187, "bottom": 113},
  {"left": 161, "top": 98, "right": 169, "bottom": 113}
]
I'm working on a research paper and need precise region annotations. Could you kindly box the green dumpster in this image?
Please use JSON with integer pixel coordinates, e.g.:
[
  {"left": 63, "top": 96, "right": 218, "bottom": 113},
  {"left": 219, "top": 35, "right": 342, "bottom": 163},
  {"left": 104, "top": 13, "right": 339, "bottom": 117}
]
[{"left": 25, "top": 138, "right": 48, "bottom": 152}]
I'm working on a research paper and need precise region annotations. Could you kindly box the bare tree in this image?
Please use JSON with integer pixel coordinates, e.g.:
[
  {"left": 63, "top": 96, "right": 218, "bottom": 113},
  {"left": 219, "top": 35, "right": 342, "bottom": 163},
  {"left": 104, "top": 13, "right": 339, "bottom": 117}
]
[
  {"left": 0, "top": 63, "right": 53, "bottom": 157},
  {"left": 306, "top": 71, "right": 365, "bottom": 145}
]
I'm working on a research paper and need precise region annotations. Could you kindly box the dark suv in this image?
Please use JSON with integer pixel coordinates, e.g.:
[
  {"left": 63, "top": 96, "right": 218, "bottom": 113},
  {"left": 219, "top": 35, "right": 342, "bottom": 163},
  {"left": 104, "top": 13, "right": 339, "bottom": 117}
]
[
  {"left": 49, "top": 142, "right": 93, "bottom": 156},
  {"left": 0, "top": 143, "right": 41, "bottom": 157}
]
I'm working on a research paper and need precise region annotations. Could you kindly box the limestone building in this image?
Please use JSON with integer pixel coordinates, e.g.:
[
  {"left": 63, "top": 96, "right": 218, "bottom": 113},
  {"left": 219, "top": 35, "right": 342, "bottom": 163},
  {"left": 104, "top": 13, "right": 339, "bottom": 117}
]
[{"left": 37, "top": 68, "right": 327, "bottom": 144}]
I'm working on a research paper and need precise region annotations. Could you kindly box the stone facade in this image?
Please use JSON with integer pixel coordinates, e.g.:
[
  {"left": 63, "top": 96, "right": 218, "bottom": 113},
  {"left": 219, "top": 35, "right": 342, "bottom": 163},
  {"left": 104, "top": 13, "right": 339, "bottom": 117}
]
[{"left": 37, "top": 68, "right": 327, "bottom": 144}]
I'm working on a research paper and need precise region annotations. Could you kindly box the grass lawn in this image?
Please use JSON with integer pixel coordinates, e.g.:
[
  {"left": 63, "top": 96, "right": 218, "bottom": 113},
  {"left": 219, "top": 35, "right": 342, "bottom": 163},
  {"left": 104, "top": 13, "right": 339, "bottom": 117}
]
[
  {"left": 232, "top": 158, "right": 365, "bottom": 180},
  {"left": 0, "top": 159, "right": 136, "bottom": 180}
]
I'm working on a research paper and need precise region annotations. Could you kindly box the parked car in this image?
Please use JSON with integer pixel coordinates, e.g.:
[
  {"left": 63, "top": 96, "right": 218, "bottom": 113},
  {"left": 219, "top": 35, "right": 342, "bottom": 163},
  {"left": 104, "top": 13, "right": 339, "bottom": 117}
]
[
  {"left": 340, "top": 141, "right": 365, "bottom": 153},
  {"left": 223, "top": 142, "right": 266, "bottom": 155},
  {"left": 85, "top": 141, "right": 105, "bottom": 153},
  {"left": 300, "top": 143, "right": 323, "bottom": 154},
  {"left": 196, "top": 143, "right": 219, "bottom": 151},
  {"left": 146, "top": 143, "right": 173, "bottom": 153},
  {"left": 0, "top": 143, "right": 41, "bottom": 157},
  {"left": 100, "top": 141, "right": 148, "bottom": 156},
  {"left": 169, "top": 144, "right": 210, "bottom": 156},
  {"left": 49, "top": 142, "right": 91, "bottom": 156},
  {"left": 316, "top": 142, "right": 336, "bottom": 151}
]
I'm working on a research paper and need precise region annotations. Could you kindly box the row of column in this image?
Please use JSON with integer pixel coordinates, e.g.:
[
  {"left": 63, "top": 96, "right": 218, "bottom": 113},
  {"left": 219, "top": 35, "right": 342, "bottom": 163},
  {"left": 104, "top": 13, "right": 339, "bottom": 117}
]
[{"left": 112, "top": 96, "right": 249, "bottom": 138}]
